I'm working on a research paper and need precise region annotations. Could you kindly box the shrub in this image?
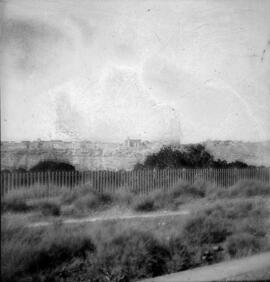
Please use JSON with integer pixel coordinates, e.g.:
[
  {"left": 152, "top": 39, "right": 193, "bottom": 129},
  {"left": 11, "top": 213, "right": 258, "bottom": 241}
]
[
  {"left": 2, "top": 185, "right": 64, "bottom": 203},
  {"left": 30, "top": 160, "right": 75, "bottom": 172},
  {"left": 38, "top": 201, "right": 61, "bottom": 216},
  {"left": 1, "top": 198, "right": 31, "bottom": 213},
  {"left": 28, "top": 229, "right": 95, "bottom": 272},
  {"left": 167, "top": 181, "right": 207, "bottom": 202},
  {"left": 112, "top": 187, "right": 134, "bottom": 206},
  {"left": 236, "top": 217, "right": 267, "bottom": 238},
  {"left": 209, "top": 180, "right": 270, "bottom": 199},
  {"left": 166, "top": 237, "right": 193, "bottom": 272},
  {"left": 1, "top": 221, "right": 95, "bottom": 282},
  {"left": 133, "top": 196, "right": 156, "bottom": 212},
  {"left": 170, "top": 183, "right": 203, "bottom": 198},
  {"left": 61, "top": 185, "right": 92, "bottom": 205},
  {"left": 131, "top": 181, "right": 216, "bottom": 212},
  {"left": 137, "top": 144, "right": 250, "bottom": 169},
  {"left": 183, "top": 213, "right": 232, "bottom": 246},
  {"left": 73, "top": 191, "right": 113, "bottom": 214},
  {"left": 204, "top": 199, "right": 268, "bottom": 220},
  {"left": 181, "top": 198, "right": 269, "bottom": 265},
  {"left": 90, "top": 230, "right": 170, "bottom": 281},
  {"left": 228, "top": 180, "right": 270, "bottom": 198},
  {"left": 225, "top": 233, "right": 264, "bottom": 258}
]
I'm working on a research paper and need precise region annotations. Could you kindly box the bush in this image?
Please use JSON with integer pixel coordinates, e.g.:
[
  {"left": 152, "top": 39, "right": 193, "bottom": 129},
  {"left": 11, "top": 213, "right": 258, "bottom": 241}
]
[
  {"left": 137, "top": 144, "right": 251, "bottom": 169},
  {"left": 73, "top": 191, "right": 113, "bottom": 214},
  {"left": 1, "top": 198, "right": 31, "bottom": 213},
  {"left": 131, "top": 180, "right": 210, "bottom": 213},
  {"left": 112, "top": 187, "right": 134, "bottom": 206},
  {"left": 181, "top": 198, "right": 269, "bottom": 265},
  {"left": 38, "top": 201, "right": 61, "bottom": 216},
  {"left": 166, "top": 237, "right": 193, "bottom": 272},
  {"left": 226, "top": 233, "right": 264, "bottom": 258},
  {"left": 209, "top": 180, "right": 270, "bottom": 200},
  {"left": 30, "top": 160, "right": 75, "bottom": 172},
  {"left": 183, "top": 213, "right": 232, "bottom": 246},
  {"left": 61, "top": 185, "right": 92, "bottom": 205},
  {"left": 236, "top": 218, "right": 267, "bottom": 239},
  {"left": 90, "top": 230, "right": 170, "bottom": 281},
  {"left": 28, "top": 229, "right": 95, "bottom": 272},
  {"left": 2, "top": 185, "right": 65, "bottom": 203},
  {"left": 228, "top": 180, "right": 270, "bottom": 198},
  {"left": 133, "top": 196, "right": 156, "bottom": 212},
  {"left": 169, "top": 181, "right": 206, "bottom": 199},
  {"left": 1, "top": 221, "right": 95, "bottom": 282},
  {"left": 204, "top": 199, "right": 268, "bottom": 220}
]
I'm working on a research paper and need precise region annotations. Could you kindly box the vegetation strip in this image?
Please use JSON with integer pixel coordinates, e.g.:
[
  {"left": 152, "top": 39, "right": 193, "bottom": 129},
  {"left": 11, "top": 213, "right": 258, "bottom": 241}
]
[{"left": 2, "top": 179, "right": 270, "bottom": 282}]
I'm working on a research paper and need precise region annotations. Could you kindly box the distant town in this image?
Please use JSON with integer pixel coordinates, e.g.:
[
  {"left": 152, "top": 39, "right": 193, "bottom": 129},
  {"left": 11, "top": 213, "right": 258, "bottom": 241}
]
[
  {"left": 0, "top": 138, "right": 165, "bottom": 171},
  {"left": 1, "top": 138, "right": 270, "bottom": 171}
]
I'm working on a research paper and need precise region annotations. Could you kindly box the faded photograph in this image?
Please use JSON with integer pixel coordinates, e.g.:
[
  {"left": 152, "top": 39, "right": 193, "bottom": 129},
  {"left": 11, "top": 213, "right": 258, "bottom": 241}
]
[{"left": 1, "top": 0, "right": 270, "bottom": 281}]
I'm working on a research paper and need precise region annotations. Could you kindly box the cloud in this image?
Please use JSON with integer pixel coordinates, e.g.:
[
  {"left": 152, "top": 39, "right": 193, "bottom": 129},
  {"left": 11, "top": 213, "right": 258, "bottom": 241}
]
[
  {"left": 55, "top": 92, "right": 87, "bottom": 140},
  {"left": 1, "top": 18, "right": 68, "bottom": 74},
  {"left": 70, "top": 17, "right": 94, "bottom": 44}
]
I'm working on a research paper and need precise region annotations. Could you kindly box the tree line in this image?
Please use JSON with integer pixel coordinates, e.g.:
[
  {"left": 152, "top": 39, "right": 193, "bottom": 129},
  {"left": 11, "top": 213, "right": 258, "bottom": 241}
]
[{"left": 134, "top": 144, "right": 256, "bottom": 170}]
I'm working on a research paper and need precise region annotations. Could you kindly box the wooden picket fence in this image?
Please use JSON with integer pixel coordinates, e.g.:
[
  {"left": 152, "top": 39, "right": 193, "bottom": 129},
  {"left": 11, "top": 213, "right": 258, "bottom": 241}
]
[{"left": 1, "top": 168, "right": 270, "bottom": 198}]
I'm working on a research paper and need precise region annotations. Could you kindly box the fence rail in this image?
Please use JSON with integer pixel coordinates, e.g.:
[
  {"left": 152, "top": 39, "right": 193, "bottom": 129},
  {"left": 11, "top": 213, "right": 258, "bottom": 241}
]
[{"left": 1, "top": 168, "right": 270, "bottom": 197}]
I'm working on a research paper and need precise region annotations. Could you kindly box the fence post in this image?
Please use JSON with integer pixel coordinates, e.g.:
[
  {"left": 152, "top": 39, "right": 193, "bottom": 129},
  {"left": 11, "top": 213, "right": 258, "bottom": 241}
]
[{"left": 47, "top": 171, "right": 50, "bottom": 198}]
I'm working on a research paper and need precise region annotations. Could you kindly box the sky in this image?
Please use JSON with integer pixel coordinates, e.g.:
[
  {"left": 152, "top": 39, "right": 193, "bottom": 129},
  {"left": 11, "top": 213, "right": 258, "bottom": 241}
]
[{"left": 1, "top": 0, "right": 270, "bottom": 143}]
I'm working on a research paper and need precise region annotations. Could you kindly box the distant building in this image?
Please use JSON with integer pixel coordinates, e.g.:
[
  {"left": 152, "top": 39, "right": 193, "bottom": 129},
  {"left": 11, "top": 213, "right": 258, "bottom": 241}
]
[
  {"left": 51, "top": 140, "right": 64, "bottom": 149},
  {"left": 125, "top": 138, "right": 142, "bottom": 148},
  {"left": 22, "top": 141, "right": 30, "bottom": 150}
]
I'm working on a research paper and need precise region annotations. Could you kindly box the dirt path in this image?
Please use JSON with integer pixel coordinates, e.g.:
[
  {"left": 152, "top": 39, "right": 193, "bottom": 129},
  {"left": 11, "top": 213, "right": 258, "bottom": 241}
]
[
  {"left": 28, "top": 209, "right": 190, "bottom": 228},
  {"left": 140, "top": 252, "right": 270, "bottom": 282}
]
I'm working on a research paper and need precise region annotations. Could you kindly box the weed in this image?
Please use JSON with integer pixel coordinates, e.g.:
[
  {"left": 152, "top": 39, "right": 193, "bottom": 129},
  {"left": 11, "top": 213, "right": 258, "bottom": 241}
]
[
  {"left": 38, "top": 201, "right": 61, "bottom": 216},
  {"left": 1, "top": 198, "right": 31, "bottom": 213},
  {"left": 90, "top": 230, "right": 170, "bottom": 281},
  {"left": 132, "top": 197, "right": 156, "bottom": 212},
  {"left": 225, "top": 233, "right": 265, "bottom": 258}
]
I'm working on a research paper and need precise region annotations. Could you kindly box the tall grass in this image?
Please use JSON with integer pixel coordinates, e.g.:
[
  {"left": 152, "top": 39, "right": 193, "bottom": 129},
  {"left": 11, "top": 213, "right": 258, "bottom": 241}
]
[
  {"left": 1, "top": 217, "right": 95, "bottom": 282},
  {"left": 208, "top": 179, "right": 270, "bottom": 199},
  {"left": 2, "top": 179, "right": 269, "bottom": 216},
  {"left": 1, "top": 193, "right": 270, "bottom": 282}
]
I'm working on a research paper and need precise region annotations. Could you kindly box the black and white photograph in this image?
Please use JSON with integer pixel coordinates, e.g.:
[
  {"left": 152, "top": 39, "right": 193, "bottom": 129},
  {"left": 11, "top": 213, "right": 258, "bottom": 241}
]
[{"left": 1, "top": 0, "right": 270, "bottom": 281}]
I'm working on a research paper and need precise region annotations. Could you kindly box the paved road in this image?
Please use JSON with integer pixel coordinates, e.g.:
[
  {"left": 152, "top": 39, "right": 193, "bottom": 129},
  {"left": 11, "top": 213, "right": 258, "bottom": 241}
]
[
  {"left": 28, "top": 210, "right": 190, "bottom": 228},
  {"left": 140, "top": 252, "right": 270, "bottom": 282}
]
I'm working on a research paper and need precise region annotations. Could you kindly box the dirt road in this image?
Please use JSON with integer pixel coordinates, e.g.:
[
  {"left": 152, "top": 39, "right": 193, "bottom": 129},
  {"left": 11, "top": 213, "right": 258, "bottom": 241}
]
[
  {"left": 140, "top": 252, "right": 270, "bottom": 282},
  {"left": 28, "top": 209, "right": 190, "bottom": 228}
]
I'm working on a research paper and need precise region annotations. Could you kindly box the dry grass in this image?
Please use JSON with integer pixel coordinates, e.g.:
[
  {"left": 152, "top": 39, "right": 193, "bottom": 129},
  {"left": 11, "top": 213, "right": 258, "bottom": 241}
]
[
  {"left": 1, "top": 193, "right": 270, "bottom": 282},
  {"left": 2, "top": 179, "right": 270, "bottom": 219}
]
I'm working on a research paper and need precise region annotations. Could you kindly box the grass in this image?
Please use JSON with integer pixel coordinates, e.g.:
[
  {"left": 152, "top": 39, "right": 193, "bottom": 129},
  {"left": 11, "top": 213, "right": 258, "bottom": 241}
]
[
  {"left": 1, "top": 179, "right": 269, "bottom": 223},
  {"left": 89, "top": 230, "right": 170, "bottom": 281},
  {"left": 132, "top": 180, "right": 213, "bottom": 212},
  {"left": 225, "top": 232, "right": 264, "bottom": 258},
  {"left": 1, "top": 179, "right": 270, "bottom": 281},
  {"left": 229, "top": 179, "right": 270, "bottom": 197},
  {"left": 2, "top": 191, "right": 270, "bottom": 282},
  {"left": 1, "top": 217, "right": 95, "bottom": 282},
  {"left": 38, "top": 201, "right": 61, "bottom": 216},
  {"left": 73, "top": 190, "right": 113, "bottom": 215},
  {"left": 208, "top": 179, "right": 270, "bottom": 199},
  {"left": 2, "top": 179, "right": 269, "bottom": 216},
  {"left": 60, "top": 185, "right": 92, "bottom": 204},
  {"left": 1, "top": 197, "right": 32, "bottom": 213},
  {"left": 182, "top": 198, "right": 270, "bottom": 264}
]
